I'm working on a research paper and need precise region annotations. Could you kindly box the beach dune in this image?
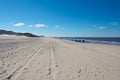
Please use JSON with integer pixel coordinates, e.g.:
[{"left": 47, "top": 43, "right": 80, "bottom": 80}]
[{"left": 0, "top": 37, "right": 120, "bottom": 80}]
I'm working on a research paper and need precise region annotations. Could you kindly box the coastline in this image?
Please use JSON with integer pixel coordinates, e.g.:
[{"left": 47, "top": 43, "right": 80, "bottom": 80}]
[{"left": 59, "top": 37, "right": 120, "bottom": 46}]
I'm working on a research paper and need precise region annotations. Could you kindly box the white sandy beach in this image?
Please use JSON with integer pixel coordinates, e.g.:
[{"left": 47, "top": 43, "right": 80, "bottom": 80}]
[{"left": 0, "top": 37, "right": 120, "bottom": 80}]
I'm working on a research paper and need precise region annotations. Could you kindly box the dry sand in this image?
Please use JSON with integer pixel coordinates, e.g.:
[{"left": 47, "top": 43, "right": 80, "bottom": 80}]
[{"left": 0, "top": 37, "right": 120, "bottom": 80}]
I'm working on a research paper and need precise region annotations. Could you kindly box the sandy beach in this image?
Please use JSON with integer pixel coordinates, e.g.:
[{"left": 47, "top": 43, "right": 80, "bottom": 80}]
[{"left": 0, "top": 37, "right": 120, "bottom": 80}]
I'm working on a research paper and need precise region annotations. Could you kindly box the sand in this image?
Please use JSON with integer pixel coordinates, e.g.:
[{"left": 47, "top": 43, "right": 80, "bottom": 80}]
[{"left": 0, "top": 37, "right": 120, "bottom": 80}]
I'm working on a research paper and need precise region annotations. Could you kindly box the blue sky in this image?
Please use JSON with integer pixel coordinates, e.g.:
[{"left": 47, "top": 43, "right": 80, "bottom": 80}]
[{"left": 0, "top": 0, "right": 120, "bottom": 37}]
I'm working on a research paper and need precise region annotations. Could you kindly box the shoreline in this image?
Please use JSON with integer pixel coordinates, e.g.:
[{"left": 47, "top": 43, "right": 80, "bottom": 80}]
[
  {"left": 58, "top": 38, "right": 120, "bottom": 46},
  {"left": 56, "top": 37, "right": 120, "bottom": 46}
]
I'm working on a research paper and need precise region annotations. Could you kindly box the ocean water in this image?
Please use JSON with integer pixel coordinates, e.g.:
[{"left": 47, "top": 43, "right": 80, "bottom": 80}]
[{"left": 60, "top": 37, "right": 120, "bottom": 46}]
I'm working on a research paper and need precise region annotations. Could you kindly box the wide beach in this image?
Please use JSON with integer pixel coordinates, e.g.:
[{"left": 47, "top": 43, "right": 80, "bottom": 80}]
[{"left": 0, "top": 37, "right": 120, "bottom": 80}]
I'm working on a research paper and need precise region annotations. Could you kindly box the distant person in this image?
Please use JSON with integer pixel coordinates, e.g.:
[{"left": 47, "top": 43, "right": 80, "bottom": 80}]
[
  {"left": 75, "top": 40, "right": 77, "bottom": 42},
  {"left": 82, "top": 40, "right": 85, "bottom": 43}
]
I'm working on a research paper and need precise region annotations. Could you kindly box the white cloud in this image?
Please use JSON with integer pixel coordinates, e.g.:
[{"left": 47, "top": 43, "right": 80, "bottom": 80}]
[
  {"left": 28, "top": 25, "right": 33, "bottom": 27},
  {"left": 98, "top": 26, "right": 106, "bottom": 30},
  {"left": 55, "top": 25, "right": 60, "bottom": 28},
  {"left": 109, "top": 21, "right": 119, "bottom": 26},
  {"left": 13, "top": 23, "right": 25, "bottom": 27},
  {"left": 55, "top": 25, "right": 64, "bottom": 30},
  {"left": 35, "top": 24, "right": 45, "bottom": 28}
]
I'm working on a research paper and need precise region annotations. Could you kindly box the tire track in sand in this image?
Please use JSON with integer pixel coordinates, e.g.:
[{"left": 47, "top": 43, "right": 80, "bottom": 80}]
[
  {"left": 6, "top": 48, "right": 42, "bottom": 80},
  {"left": 49, "top": 43, "right": 57, "bottom": 80}
]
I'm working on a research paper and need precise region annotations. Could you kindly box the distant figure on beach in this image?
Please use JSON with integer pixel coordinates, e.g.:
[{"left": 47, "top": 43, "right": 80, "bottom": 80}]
[
  {"left": 75, "top": 40, "right": 78, "bottom": 42},
  {"left": 60, "top": 37, "right": 62, "bottom": 39},
  {"left": 82, "top": 40, "right": 85, "bottom": 43}
]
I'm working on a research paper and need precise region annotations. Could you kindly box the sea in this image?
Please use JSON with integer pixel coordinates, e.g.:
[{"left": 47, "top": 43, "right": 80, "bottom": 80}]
[{"left": 58, "top": 37, "right": 120, "bottom": 46}]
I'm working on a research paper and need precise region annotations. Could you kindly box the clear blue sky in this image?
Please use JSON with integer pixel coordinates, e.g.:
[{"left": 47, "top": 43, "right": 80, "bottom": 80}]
[{"left": 0, "top": 0, "right": 120, "bottom": 37}]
